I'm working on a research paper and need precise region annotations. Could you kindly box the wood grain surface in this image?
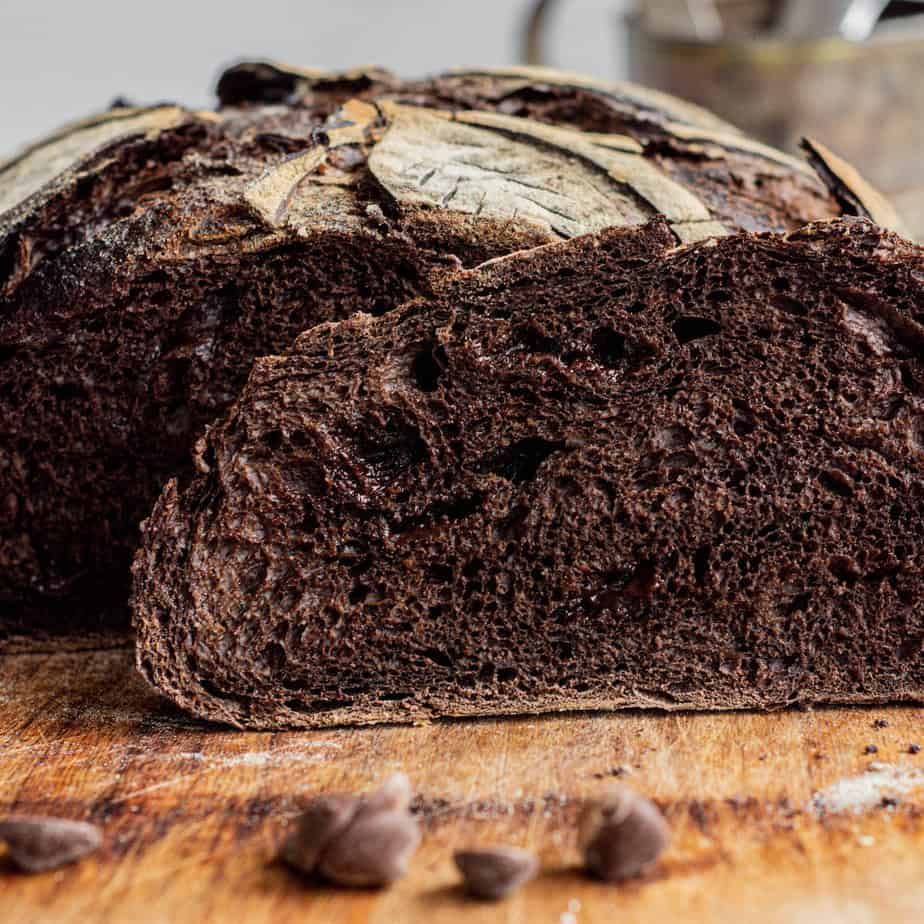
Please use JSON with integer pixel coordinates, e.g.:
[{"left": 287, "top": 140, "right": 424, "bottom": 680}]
[{"left": 0, "top": 647, "right": 922, "bottom": 923}]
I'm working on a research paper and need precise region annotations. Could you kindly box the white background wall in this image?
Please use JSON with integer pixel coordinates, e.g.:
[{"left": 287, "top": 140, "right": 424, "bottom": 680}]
[{"left": 0, "top": 0, "right": 631, "bottom": 156}]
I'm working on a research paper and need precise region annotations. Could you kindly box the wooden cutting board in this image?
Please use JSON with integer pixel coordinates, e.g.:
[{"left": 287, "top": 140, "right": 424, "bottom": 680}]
[{"left": 1, "top": 647, "right": 922, "bottom": 923}]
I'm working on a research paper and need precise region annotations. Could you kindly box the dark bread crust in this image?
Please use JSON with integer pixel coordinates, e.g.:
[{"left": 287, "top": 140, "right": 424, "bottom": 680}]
[
  {"left": 133, "top": 218, "right": 924, "bottom": 728},
  {"left": 0, "top": 65, "right": 862, "bottom": 642}
]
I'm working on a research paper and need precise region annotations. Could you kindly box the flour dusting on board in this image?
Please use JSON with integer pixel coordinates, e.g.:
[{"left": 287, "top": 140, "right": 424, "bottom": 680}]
[
  {"left": 154, "top": 741, "right": 342, "bottom": 768},
  {"left": 810, "top": 763, "right": 924, "bottom": 816}
]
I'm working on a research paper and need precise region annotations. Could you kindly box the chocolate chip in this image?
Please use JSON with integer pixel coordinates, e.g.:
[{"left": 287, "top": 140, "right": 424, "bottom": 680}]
[
  {"left": 873, "top": 719, "right": 889, "bottom": 729},
  {"left": 864, "top": 744, "right": 879, "bottom": 754},
  {"left": 454, "top": 846, "right": 539, "bottom": 900},
  {"left": 909, "top": 743, "right": 921, "bottom": 755},
  {"left": 318, "top": 808, "right": 420, "bottom": 887},
  {"left": 0, "top": 816, "right": 102, "bottom": 873},
  {"left": 578, "top": 786, "right": 670, "bottom": 882},
  {"left": 281, "top": 794, "right": 360, "bottom": 874},
  {"left": 280, "top": 773, "right": 420, "bottom": 887}
]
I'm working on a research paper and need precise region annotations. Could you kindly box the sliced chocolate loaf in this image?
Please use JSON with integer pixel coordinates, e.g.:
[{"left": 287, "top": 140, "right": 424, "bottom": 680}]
[
  {"left": 1, "top": 65, "right": 885, "bottom": 642},
  {"left": 133, "top": 218, "right": 924, "bottom": 729}
]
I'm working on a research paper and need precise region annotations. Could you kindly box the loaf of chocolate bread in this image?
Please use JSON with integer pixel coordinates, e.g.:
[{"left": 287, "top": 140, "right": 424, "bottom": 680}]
[
  {"left": 2, "top": 65, "right": 889, "bottom": 643},
  {"left": 133, "top": 218, "right": 924, "bottom": 728}
]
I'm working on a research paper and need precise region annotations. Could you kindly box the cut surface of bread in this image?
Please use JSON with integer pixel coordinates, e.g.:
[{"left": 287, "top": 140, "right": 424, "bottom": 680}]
[
  {"left": 133, "top": 218, "right": 924, "bottom": 728},
  {"left": 2, "top": 63, "right": 884, "bottom": 642}
]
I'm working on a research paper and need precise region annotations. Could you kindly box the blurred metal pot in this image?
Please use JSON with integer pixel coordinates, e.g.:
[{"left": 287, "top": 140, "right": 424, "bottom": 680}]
[{"left": 523, "top": 1, "right": 924, "bottom": 234}]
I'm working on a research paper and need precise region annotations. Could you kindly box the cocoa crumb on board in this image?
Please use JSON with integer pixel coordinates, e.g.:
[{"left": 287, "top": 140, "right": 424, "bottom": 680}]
[
  {"left": 579, "top": 786, "right": 670, "bottom": 883},
  {"left": 454, "top": 846, "right": 538, "bottom": 900},
  {"left": 281, "top": 773, "right": 420, "bottom": 888}
]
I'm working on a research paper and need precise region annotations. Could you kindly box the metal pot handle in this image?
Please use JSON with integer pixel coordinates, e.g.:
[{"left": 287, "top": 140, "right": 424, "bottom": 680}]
[
  {"left": 522, "top": 0, "right": 561, "bottom": 66},
  {"left": 522, "top": 0, "right": 911, "bottom": 62},
  {"left": 520, "top": 0, "right": 726, "bottom": 67}
]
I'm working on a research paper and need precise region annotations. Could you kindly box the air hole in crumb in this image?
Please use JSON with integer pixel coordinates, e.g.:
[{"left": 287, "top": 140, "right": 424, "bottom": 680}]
[
  {"left": 693, "top": 545, "right": 711, "bottom": 586},
  {"left": 499, "top": 504, "right": 529, "bottom": 540},
  {"left": 771, "top": 294, "right": 808, "bottom": 317},
  {"left": 50, "top": 381, "right": 90, "bottom": 402},
  {"left": 829, "top": 556, "right": 860, "bottom": 583},
  {"left": 309, "top": 698, "right": 354, "bottom": 712},
  {"left": 515, "top": 322, "right": 559, "bottom": 354},
  {"left": 423, "top": 648, "right": 454, "bottom": 669},
  {"left": 301, "top": 506, "right": 319, "bottom": 534},
  {"left": 462, "top": 557, "right": 484, "bottom": 578},
  {"left": 733, "top": 413, "right": 756, "bottom": 437},
  {"left": 358, "top": 421, "right": 427, "bottom": 482},
  {"left": 819, "top": 469, "right": 854, "bottom": 498},
  {"left": 672, "top": 316, "right": 722, "bottom": 344},
  {"left": 411, "top": 341, "right": 447, "bottom": 392},
  {"left": 489, "top": 437, "right": 567, "bottom": 484},
  {"left": 0, "top": 233, "right": 26, "bottom": 296},
  {"left": 623, "top": 560, "right": 657, "bottom": 598},
  {"left": 427, "top": 562, "right": 454, "bottom": 583},
  {"left": 591, "top": 326, "right": 627, "bottom": 367},
  {"left": 262, "top": 429, "right": 284, "bottom": 451},
  {"left": 391, "top": 492, "right": 483, "bottom": 535},
  {"left": 261, "top": 642, "right": 287, "bottom": 671},
  {"left": 786, "top": 592, "right": 811, "bottom": 615},
  {"left": 348, "top": 583, "right": 370, "bottom": 604}
]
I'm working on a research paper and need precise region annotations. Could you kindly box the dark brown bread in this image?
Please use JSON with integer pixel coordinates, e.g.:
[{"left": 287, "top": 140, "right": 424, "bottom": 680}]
[
  {"left": 1, "top": 64, "right": 881, "bottom": 644},
  {"left": 133, "top": 218, "right": 924, "bottom": 729}
]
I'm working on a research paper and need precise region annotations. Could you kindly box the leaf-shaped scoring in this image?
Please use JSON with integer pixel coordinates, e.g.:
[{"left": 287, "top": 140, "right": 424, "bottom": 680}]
[
  {"left": 453, "top": 109, "right": 727, "bottom": 240},
  {"left": 370, "top": 104, "right": 726, "bottom": 242},
  {"left": 367, "top": 104, "right": 651, "bottom": 238},
  {"left": 241, "top": 100, "right": 730, "bottom": 244}
]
